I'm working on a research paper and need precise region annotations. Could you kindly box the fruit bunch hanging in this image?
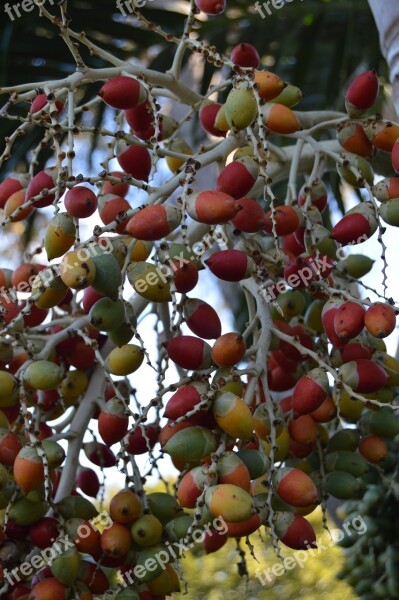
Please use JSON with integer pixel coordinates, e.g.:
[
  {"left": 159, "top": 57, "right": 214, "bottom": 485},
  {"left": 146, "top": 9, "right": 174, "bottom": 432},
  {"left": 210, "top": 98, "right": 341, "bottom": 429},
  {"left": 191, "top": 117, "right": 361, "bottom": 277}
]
[{"left": 0, "top": 1, "right": 398, "bottom": 599}]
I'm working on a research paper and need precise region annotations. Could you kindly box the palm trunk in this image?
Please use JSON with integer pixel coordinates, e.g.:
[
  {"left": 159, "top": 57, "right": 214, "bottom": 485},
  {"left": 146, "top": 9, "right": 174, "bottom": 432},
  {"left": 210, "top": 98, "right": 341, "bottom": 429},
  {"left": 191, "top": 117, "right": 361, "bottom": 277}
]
[{"left": 368, "top": 0, "right": 399, "bottom": 117}]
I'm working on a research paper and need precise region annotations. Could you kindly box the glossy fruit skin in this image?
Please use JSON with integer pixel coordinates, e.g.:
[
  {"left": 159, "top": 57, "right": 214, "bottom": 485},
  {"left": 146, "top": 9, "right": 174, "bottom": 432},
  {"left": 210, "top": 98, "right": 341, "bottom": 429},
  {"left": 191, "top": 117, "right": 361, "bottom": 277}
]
[
  {"left": 59, "top": 250, "right": 96, "bottom": 290},
  {"left": 211, "top": 333, "right": 246, "bottom": 367},
  {"left": 131, "top": 514, "right": 163, "bottom": 546},
  {"left": 331, "top": 202, "right": 377, "bottom": 246},
  {"left": 292, "top": 368, "right": 329, "bottom": 415},
  {"left": 64, "top": 186, "right": 97, "bottom": 218},
  {"left": 264, "top": 205, "right": 300, "bottom": 236},
  {"left": 184, "top": 298, "right": 222, "bottom": 339},
  {"left": 231, "top": 43, "right": 260, "bottom": 68},
  {"left": 205, "top": 484, "right": 254, "bottom": 523},
  {"left": 205, "top": 249, "right": 255, "bottom": 282},
  {"left": 274, "top": 512, "right": 316, "bottom": 550},
  {"left": 75, "top": 467, "right": 100, "bottom": 497},
  {"left": 101, "top": 523, "right": 132, "bottom": 557},
  {"left": 262, "top": 103, "right": 302, "bottom": 134},
  {"left": 345, "top": 70, "right": 379, "bottom": 117},
  {"left": 99, "top": 76, "right": 146, "bottom": 109},
  {"left": 163, "top": 336, "right": 213, "bottom": 370},
  {"left": 216, "top": 157, "right": 258, "bottom": 199},
  {"left": 4, "top": 189, "right": 34, "bottom": 222},
  {"left": 30, "top": 93, "right": 64, "bottom": 115},
  {"left": 338, "top": 359, "right": 388, "bottom": 393},
  {"left": 199, "top": 103, "right": 227, "bottom": 137},
  {"left": 126, "top": 423, "right": 159, "bottom": 454},
  {"left": 224, "top": 83, "right": 258, "bottom": 130},
  {"left": 364, "top": 302, "right": 396, "bottom": 338},
  {"left": 14, "top": 447, "right": 44, "bottom": 493},
  {"left": 98, "top": 398, "right": 129, "bottom": 446},
  {"left": 337, "top": 121, "right": 373, "bottom": 157},
  {"left": 212, "top": 391, "right": 254, "bottom": 440},
  {"left": 98, "top": 194, "right": 131, "bottom": 234},
  {"left": 186, "top": 190, "right": 239, "bottom": 224},
  {"left": 26, "top": 168, "right": 57, "bottom": 208},
  {"left": 126, "top": 205, "right": 181, "bottom": 240},
  {"left": 273, "top": 467, "right": 319, "bottom": 507},
  {"left": 231, "top": 197, "right": 264, "bottom": 232},
  {"left": 0, "top": 173, "right": 29, "bottom": 209},
  {"left": 333, "top": 301, "right": 365, "bottom": 342},
  {"left": 195, "top": 0, "right": 226, "bottom": 15},
  {"left": 117, "top": 145, "right": 152, "bottom": 181},
  {"left": 254, "top": 70, "right": 286, "bottom": 101},
  {"left": 102, "top": 171, "right": 130, "bottom": 197},
  {"left": 359, "top": 435, "right": 388, "bottom": 464}
]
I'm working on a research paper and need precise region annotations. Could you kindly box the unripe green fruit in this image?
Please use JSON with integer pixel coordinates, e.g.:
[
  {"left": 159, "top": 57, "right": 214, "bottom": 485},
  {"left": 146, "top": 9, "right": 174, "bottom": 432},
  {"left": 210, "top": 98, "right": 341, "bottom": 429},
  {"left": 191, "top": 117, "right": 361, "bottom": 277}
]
[
  {"left": 336, "top": 254, "right": 374, "bottom": 278},
  {"left": 0, "top": 371, "right": 18, "bottom": 407},
  {"left": 275, "top": 290, "right": 306, "bottom": 319},
  {"left": 146, "top": 492, "right": 184, "bottom": 524},
  {"left": 56, "top": 495, "right": 98, "bottom": 520},
  {"left": 109, "top": 301, "right": 137, "bottom": 346},
  {"left": 91, "top": 252, "right": 122, "bottom": 297},
  {"left": 9, "top": 498, "right": 48, "bottom": 525},
  {"left": 25, "top": 360, "right": 64, "bottom": 390},
  {"left": 42, "top": 440, "right": 66, "bottom": 469},
  {"left": 378, "top": 199, "right": 399, "bottom": 226},
  {"left": 90, "top": 297, "right": 125, "bottom": 331},
  {"left": 337, "top": 153, "right": 374, "bottom": 187},
  {"left": 51, "top": 545, "right": 81, "bottom": 585},
  {"left": 164, "top": 515, "right": 193, "bottom": 542},
  {"left": 271, "top": 83, "right": 303, "bottom": 107},
  {"left": 325, "top": 471, "right": 361, "bottom": 499},
  {"left": 224, "top": 83, "right": 258, "bottom": 130}
]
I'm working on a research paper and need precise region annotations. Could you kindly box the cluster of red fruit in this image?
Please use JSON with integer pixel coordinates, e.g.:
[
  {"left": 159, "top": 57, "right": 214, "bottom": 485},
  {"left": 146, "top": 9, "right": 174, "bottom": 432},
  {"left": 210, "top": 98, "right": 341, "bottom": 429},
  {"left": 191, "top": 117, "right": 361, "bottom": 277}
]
[{"left": 1, "top": 2, "right": 399, "bottom": 598}]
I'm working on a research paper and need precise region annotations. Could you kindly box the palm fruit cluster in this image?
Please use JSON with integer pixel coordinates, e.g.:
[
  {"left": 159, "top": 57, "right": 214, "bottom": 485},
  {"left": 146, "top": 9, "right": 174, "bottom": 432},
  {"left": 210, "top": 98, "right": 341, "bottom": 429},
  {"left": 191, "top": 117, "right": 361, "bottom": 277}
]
[{"left": 0, "top": 1, "right": 399, "bottom": 598}]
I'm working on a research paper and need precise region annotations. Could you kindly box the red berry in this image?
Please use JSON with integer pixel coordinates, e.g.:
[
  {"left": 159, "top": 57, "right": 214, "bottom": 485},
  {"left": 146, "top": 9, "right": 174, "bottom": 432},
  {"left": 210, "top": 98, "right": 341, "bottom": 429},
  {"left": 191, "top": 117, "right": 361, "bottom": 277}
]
[{"left": 230, "top": 43, "right": 260, "bottom": 68}]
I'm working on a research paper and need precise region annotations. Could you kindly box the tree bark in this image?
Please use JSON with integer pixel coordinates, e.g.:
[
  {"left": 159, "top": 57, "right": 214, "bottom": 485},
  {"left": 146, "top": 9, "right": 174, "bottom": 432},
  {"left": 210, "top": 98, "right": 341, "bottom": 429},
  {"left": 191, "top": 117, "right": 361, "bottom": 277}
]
[{"left": 368, "top": 0, "right": 399, "bottom": 117}]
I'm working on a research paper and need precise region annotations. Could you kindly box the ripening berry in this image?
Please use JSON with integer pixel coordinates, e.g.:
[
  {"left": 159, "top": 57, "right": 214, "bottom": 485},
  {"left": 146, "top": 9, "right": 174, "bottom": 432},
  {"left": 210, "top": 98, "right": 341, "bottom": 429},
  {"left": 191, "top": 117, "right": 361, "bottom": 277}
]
[
  {"left": 364, "top": 302, "right": 396, "bottom": 338},
  {"left": 230, "top": 43, "right": 260, "bottom": 68},
  {"left": 4, "top": 189, "right": 34, "bottom": 222},
  {"left": 224, "top": 83, "right": 258, "bottom": 130},
  {"left": 273, "top": 467, "right": 319, "bottom": 507},
  {"left": 205, "top": 484, "right": 254, "bottom": 523},
  {"left": 14, "top": 447, "right": 44, "bottom": 494},
  {"left": 392, "top": 138, "right": 399, "bottom": 174},
  {"left": 205, "top": 249, "right": 255, "bottom": 282},
  {"left": 254, "top": 70, "right": 286, "bottom": 101},
  {"left": 274, "top": 512, "right": 316, "bottom": 550},
  {"left": 98, "top": 194, "right": 131, "bottom": 234},
  {"left": 337, "top": 121, "right": 373, "bottom": 157},
  {"left": 64, "top": 186, "right": 97, "bottom": 218},
  {"left": 216, "top": 156, "right": 259, "bottom": 199},
  {"left": 100, "top": 523, "right": 132, "bottom": 557},
  {"left": 99, "top": 76, "right": 146, "bottom": 109},
  {"left": 211, "top": 332, "right": 246, "bottom": 367},
  {"left": 30, "top": 94, "right": 64, "bottom": 115},
  {"left": 338, "top": 358, "right": 388, "bottom": 393},
  {"left": 163, "top": 336, "right": 213, "bottom": 370},
  {"left": 195, "top": 0, "right": 226, "bottom": 15},
  {"left": 336, "top": 153, "right": 374, "bottom": 188},
  {"left": 359, "top": 435, "right": 388, "bottom": 464},
  {"left": 333, "top": 301, "right": 365, "bottom": 341},
  {"left": 364, "top": 119, "right": 399, "bottom": 152},
  {"left": 126, "top": 205, "right": 181, "bottom": 241},
  {"left": 25, "top": 167, "right": 58, "bottom": 208},
  {"left": 231, "top": 197, "right": 264, "bottom": 232},
  {"left": 59, "top": 251, "right": 96, "bottom": 290},
  {"left": 372, "top": 177, "right": 399, "bottom": 202},
  {"left": 331, "top": 201, "right": 378, "bottom": 246},
  {"left": 117, "top": 144, "right": 152, "bottom": 181},
  {"left": 264, "top": 205, "right": 300, "bottom": 236},
  {"left": 292, "top": 368, "right": 329, "bottom": 415},
  {"left": 345, "top": 70, "right": 379, "bottom": 117},
  {"left": 298, "top": 179, "right": 328, "bottom": 213},
  {"left": 185, "top": 190, "right": 239, "bottom": 224},
  {"left": 0, "top": 173, "right": 29, "bottom": 209},
  {"left": 262, "top": 103, "right": 302, "bottom": 134},
  {"left": 183, "top": 298, "right": 222, "bottom": 339},
  {"left": 199, "top": 103, "right": 227, "bottom": 137}
]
